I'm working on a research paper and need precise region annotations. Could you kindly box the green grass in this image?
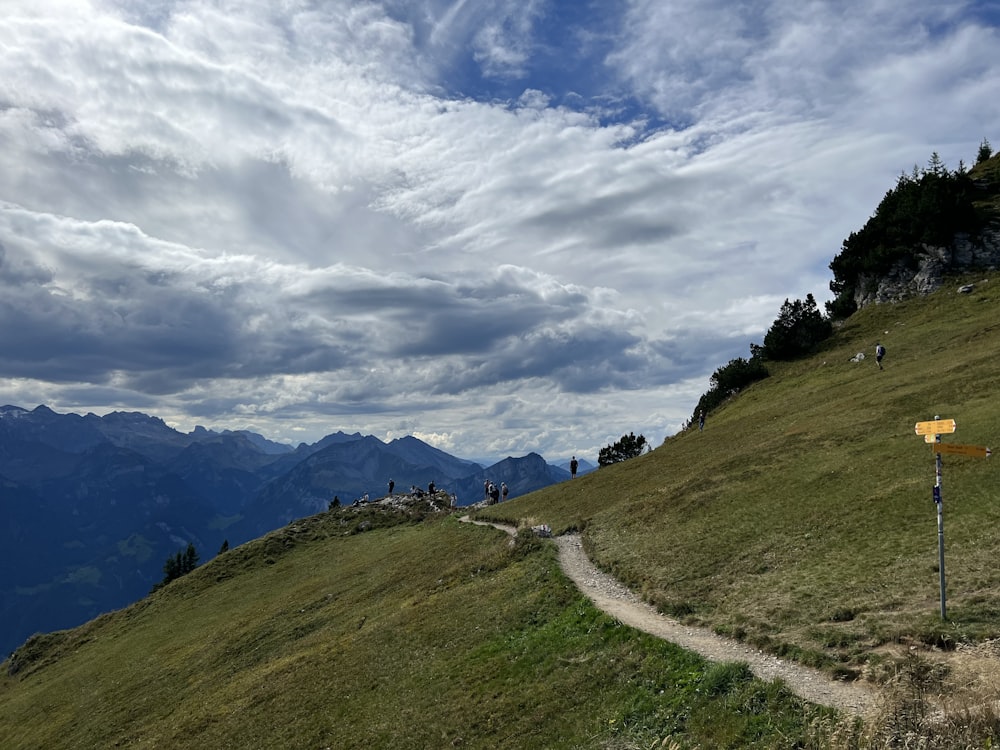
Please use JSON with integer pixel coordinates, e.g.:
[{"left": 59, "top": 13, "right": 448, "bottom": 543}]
[
  {"left": 0, "top": 510, "right": 824, "bottom": 749},
  {"left": 479, "top": 274, "right": 1000, "bottom": 672}
]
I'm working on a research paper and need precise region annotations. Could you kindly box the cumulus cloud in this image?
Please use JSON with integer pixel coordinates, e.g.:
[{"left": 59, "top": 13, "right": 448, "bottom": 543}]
[{"left": 1, "top": 1, "right": 998, "bottom": 459}]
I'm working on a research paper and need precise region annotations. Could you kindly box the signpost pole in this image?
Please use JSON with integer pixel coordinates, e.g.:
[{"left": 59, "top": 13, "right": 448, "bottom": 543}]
[
  {"left": 933, "top": 448, "right": 946, "bottom": 620},
  {"left": 913, "top": 416, "right": 990, "bottom": 621}
]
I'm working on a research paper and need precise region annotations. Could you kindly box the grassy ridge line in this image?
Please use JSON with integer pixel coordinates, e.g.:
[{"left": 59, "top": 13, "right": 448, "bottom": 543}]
[
  {"left": 479, "top": 276, "right": 1000, "bottom": 674},
  {"left": 0, "top": 513, "right": 823, "bottom": 749}
]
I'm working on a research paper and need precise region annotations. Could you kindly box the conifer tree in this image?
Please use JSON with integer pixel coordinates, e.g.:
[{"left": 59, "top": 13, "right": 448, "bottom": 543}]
[
  {"left": 598, "top": 432, "right": 648, "bottom": 466},
  {"left": 977, "top": 137, "right": 992, "bottom": 164},
  {"left": 151, "top": 542, "right": 200, "bottom": 592},
  {"left": 762, "top": 294, "right": 832, "bottom": 360},
  {"left": 183, "top": 542, "right": 198, "bottom": 574}
]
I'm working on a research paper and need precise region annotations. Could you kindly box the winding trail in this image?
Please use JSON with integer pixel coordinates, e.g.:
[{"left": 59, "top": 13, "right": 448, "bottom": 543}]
[{"left": 461, "top": 516, "right": 875, "bottom": 716}]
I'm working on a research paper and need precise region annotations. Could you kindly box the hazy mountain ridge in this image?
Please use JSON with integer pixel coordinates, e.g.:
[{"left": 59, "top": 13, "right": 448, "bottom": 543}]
[{"left": 0, "top": 405, "right": 570, "bottom": 655}]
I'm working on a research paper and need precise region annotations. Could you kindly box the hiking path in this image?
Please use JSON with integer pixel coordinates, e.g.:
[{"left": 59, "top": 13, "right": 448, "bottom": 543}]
[{"left": 460, "top": 516, "right": 874, "bottom": 716}]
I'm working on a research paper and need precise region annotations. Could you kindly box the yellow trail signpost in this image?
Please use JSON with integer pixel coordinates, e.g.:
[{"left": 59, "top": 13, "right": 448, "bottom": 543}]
[
  {"left": 913, "top": 417, "right": 991, "bottom": 620},
  {"left": 914, "top": 418, "right": 957, "bottom": 435},
  {"left": 931, "top": 443, "right": 992, "bottom": 459}
]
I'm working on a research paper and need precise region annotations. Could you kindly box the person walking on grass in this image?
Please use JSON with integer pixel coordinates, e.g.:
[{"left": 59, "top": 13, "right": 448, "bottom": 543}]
[{"left": 875, "top": 342, "right": 886, "bottom": 370}]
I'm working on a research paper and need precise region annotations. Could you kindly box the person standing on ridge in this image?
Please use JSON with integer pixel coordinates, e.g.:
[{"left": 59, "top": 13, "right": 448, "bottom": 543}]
[
  {"left": 388, "top": 478, "right": 394, "bottom": 495},
  {"left": 570, "top": 456, "right": 578, "bottom": 478},
  {"left": 875, "top": 342, "right": 886, "bottom": 370},
  {"left": 698, "top": 410, "right": 705, "bottom": 431}
]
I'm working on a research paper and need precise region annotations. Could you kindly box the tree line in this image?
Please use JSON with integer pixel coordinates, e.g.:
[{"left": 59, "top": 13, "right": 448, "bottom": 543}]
[
  {"left": 828, "top": 139, "right": 993, "bottom": 318},
  {"left": 687, "top": 138, "right": 996, "bottom": 428}
]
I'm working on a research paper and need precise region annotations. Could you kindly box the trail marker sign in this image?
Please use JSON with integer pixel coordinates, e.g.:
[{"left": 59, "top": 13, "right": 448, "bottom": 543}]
[
  {"left": 932, "top": 443, "right": 992, "bottom": 459},
  {"left": 912, "top": 416, "right": 991, "bottom": 621},
  {"left": 915, "top": 419, "right": 956, "bottom": 436}
]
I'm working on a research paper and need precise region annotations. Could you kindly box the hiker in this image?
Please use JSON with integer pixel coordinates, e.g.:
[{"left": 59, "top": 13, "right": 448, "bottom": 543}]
[
  {"left": 428, "top": 481, "right": 436, "bottom": 494},
  {"left": 875, "top": 342, "right": 886, "bottom": 370},
  {"left": 698, "top": 410, "right": 705, "bottom": 431},
  {"left": 490, "top": 483, "right": 501, "bottom": 504},
  {"left": 570, "top": 456, "right": 578, "bottom": 478},
  {"left": 484, "top": 479, "right": 490, "bottom": 501},
  {"left": 501, "top": 482, "right": 508, "bottom": 501},
  {"left": 388, "top": 478, "right": 394, "bottom": 494}
]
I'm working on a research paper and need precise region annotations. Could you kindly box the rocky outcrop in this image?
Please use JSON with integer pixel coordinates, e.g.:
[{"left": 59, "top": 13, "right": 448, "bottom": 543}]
[{"left": 855, "top": 225, "right": 1000, "bottom": 308}]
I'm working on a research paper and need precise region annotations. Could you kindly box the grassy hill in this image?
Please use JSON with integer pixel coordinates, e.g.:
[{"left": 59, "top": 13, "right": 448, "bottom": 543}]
[
  {"left": 2, "top": 276, "right": 999, "bottom": 748},
  {"left": 1, "top": 505, "right": 822, "bottom": 749},
  {"left": 482, "top": 272, "right": 1000, "bottom": 677}
]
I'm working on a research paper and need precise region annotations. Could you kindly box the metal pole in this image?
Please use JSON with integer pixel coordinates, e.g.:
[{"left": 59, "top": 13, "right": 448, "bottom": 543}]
[{"left": 935, "top": 448, "right": 947, "bottom": 620}]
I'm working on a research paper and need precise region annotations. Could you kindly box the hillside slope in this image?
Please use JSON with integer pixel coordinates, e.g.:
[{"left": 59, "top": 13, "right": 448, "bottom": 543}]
[
  {"left": 0, "top": 506, "right": 820, "bottom": 749},
  {"left": 481, "top": 274, "right": 1000, "bottom": 677}
]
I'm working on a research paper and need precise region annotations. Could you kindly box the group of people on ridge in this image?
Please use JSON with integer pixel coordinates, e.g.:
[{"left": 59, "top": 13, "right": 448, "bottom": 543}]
[{"left": 484, "top": 480, "right": 508, "bottom": 504}]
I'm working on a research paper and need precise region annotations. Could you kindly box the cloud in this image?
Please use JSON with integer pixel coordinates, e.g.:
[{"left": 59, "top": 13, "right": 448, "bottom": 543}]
[{"left": 1, "top": 1, "right": 998, "bottom": 460}]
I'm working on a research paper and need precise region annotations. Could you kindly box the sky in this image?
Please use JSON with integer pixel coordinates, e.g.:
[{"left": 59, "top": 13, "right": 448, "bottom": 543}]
[{"left": 1, "top": 1, "right": 999, "bottom": 463}]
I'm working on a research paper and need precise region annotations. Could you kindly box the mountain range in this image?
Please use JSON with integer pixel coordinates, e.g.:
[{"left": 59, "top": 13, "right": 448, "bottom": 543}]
[{"left": 0, "top": 404, "right": 581, "bottom": 656}]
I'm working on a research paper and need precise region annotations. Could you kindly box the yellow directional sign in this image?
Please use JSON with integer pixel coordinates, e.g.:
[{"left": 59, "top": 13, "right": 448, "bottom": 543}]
[
  {"left": 915, "top": 419, "right": 956, "bottom": 435},
  {"left": 932, "top": 443, "right": 991, "bottom": 458}
]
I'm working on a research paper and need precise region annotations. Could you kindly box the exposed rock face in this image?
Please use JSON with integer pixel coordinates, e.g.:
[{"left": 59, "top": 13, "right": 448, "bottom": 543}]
[{"left": 855, "top": 225, "right": 1000, "bottom": 308}]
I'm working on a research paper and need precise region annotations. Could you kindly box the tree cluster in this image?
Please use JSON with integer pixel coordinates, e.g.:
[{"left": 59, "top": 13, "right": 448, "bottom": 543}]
[
  {"left": 152, "top": 542, "right": 199, "bottom": 592},
  {"left": 691, "top": 355, "right": 769, "bottom": 425},
  {"left": 598, "top": 432, "right": 648, "bottom": 466},
  {"left": 761, "top": 294, "right": 832, "bottom": 360},
  {"left": 687, "top": 140, "right": 996, "bottom": 427},
  {"left": 689, "top": 293, "right": 830, "bottom": 425},
  {"left": 827, "top": 150, "right": 985, "bottom": 318}
]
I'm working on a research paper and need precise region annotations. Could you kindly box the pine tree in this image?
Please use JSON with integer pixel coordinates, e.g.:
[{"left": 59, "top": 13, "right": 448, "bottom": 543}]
[
  {"left": 182, "top": 542, "right": 199, "bottom": 574},
  {"left": 151, "top": 542, "right": 200, "bottom": 592},
  {"left": 977, "top": 138, "right": 993, "bottom": 165},
  {"left": 762, "top": 294, "right": 832, "bottom": 360},
  {"left": 598, "top": 432, "right": 648, "bottom": 466}
]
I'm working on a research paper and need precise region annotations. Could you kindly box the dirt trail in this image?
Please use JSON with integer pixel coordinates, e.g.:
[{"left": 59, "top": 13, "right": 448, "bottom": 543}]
[{"left": 461, "top": 517, "right": 874, "bottom": 716}]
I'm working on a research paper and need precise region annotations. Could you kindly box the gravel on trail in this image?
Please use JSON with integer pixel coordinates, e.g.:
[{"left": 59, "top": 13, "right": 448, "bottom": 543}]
[
  {"left": 556, "top": 533, "right": 874, "bottom": 716},
  {"left": 461, "top": 517, "right": 874, "bottom": 716}
]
